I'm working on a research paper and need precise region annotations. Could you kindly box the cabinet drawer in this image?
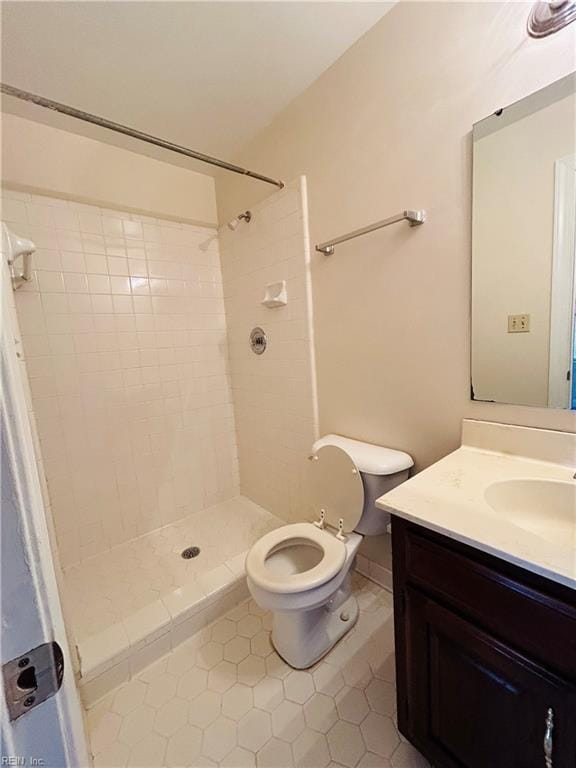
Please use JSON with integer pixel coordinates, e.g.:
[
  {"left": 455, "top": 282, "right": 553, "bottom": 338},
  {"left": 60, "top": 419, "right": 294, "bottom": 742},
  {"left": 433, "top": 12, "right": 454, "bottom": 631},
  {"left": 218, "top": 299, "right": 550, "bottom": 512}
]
[{"left": 395, "top": 522, "right": 576, "bottom": 680}]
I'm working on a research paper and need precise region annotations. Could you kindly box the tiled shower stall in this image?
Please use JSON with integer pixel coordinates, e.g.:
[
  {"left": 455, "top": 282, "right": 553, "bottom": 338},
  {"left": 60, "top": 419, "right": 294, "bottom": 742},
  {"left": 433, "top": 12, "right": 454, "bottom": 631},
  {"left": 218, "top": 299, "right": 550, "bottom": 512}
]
[
  {"left": 9, "top": 196, "right": 239, "bottom": 565},
  {"left": 2, "top": 177, "right": 318, "bottom": 699}
]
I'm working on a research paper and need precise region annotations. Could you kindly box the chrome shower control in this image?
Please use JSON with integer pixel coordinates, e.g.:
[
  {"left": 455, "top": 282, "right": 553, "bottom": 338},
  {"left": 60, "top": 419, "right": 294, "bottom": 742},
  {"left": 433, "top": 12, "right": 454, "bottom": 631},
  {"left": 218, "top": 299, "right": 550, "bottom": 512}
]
[{"left": 250, "top": 327, "right": 267, "bottom": 355}]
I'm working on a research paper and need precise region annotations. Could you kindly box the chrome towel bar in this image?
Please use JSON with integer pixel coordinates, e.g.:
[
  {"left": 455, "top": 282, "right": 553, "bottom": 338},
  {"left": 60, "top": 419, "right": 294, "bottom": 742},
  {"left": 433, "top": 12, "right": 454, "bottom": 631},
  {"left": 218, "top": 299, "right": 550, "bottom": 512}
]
[{"left": 315, "top": 209, "right": 426, "bottom": 255}]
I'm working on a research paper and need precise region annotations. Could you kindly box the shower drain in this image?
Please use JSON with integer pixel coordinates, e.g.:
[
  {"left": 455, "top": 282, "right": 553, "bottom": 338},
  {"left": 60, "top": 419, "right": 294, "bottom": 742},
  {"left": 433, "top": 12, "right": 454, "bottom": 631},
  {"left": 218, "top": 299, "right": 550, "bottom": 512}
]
[{"left": 181, "top": 546, "right": 201, "bottom": 560}]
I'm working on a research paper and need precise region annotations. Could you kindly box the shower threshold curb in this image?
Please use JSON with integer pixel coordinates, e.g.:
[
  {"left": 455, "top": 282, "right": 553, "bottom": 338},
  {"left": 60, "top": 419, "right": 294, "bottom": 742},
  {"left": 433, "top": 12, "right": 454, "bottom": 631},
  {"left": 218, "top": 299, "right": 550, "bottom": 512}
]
[{"left": 78, "top": 553, "right": 248, "bottom": 707}]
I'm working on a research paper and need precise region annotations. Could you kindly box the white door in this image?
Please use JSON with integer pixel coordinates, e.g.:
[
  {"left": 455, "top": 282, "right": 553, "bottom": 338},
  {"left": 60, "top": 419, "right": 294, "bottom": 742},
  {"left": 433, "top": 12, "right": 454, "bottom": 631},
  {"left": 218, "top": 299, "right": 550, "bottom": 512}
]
[{"left": 1, "top": 260, "right": 89, "bottom": 766}]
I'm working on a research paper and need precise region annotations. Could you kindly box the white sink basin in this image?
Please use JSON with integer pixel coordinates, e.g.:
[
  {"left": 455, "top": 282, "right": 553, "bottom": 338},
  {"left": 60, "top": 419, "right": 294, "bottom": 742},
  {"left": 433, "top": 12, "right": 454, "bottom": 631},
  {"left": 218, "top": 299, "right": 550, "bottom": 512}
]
[{"left": 484, "top": 479, "right": 576, "bottom": 547}]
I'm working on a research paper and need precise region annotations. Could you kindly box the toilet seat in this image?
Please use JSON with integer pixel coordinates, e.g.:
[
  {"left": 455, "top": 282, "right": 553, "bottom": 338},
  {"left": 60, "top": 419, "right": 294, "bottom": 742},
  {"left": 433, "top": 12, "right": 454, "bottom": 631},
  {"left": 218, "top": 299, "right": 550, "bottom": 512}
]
[{"left": 246, "top": 522, "right": 346, "bottom": 594}]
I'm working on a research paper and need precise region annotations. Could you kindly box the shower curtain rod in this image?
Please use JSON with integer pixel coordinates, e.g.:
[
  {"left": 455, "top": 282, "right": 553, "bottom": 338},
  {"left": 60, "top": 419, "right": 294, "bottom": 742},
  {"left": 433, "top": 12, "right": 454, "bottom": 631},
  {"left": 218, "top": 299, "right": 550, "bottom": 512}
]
[{"left": 1, "top": 83, "right": 285, "bottom": 190}]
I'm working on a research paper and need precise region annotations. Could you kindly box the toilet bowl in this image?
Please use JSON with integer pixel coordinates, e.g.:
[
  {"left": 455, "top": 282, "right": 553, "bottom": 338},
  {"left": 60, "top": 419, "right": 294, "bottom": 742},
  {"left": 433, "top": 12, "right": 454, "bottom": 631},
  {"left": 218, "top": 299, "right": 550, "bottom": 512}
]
[{"left": 246, "top": 434, "right": 413, "bottom": 669}]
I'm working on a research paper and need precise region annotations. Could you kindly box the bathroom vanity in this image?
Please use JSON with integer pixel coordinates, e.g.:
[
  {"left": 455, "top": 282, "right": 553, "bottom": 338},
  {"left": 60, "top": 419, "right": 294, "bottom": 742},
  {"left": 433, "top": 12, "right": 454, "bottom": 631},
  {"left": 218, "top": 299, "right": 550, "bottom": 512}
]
[
  {"left": 376, "top": 420, "right": 576, "bottom": 768},
  {"left": 391, "top": 518, "right": 576, "bottom": 768}
]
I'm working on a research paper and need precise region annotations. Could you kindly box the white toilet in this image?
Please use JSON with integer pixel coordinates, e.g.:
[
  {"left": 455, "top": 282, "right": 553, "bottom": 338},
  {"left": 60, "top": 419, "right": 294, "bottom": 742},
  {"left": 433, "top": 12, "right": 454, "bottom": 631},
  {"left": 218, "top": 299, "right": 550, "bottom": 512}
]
[{"left": 245, "top": 434, "right": 413, "bottom": 669}]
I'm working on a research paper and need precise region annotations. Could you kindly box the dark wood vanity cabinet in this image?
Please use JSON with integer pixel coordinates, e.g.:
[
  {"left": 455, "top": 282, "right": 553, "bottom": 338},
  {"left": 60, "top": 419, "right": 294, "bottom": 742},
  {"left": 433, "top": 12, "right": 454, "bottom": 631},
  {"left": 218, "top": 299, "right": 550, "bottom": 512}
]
[{"left": 391, "top": 518, "right": 576, "bottom": 768}]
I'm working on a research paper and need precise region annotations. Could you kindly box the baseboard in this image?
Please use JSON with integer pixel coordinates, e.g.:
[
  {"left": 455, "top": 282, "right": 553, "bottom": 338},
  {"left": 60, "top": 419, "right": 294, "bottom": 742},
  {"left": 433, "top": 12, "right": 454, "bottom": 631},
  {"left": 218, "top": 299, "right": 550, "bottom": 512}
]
[{"left": 355, "top": 554, "right": 393, "bottom": 592}]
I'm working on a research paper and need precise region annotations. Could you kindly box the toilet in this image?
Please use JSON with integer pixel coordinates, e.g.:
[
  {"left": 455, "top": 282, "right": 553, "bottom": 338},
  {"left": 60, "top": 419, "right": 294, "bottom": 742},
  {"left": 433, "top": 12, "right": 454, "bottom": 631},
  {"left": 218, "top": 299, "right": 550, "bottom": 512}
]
[{"left": 245, "top": 434, "right": 413, "bottom": 669}]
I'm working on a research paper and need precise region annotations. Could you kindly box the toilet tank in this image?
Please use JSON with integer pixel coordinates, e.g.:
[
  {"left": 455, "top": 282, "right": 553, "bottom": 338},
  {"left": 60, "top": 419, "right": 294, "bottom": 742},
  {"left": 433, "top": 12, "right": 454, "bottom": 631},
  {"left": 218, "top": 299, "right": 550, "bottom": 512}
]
[{"left": 312, "top": 434, "right": 414, "bottom": 536}]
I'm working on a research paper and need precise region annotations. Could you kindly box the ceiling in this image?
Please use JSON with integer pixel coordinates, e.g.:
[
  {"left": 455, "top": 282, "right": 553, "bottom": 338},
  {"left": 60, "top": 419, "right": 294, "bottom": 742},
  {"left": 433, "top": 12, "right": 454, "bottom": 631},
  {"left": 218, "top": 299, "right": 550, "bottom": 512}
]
[{"left": 1, "top": 2, "right": 393, "bottom": 176}]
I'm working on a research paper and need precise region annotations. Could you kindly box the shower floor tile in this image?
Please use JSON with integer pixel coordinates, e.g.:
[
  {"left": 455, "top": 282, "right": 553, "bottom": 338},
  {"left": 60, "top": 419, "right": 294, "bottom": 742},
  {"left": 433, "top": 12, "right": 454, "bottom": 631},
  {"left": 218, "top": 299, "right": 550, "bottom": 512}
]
[
  {"left": 86, "top": 574, "right": 431, "bottom": 768},
  {"left": 63, "top": 496, "right": 282, "bottom": 642}
]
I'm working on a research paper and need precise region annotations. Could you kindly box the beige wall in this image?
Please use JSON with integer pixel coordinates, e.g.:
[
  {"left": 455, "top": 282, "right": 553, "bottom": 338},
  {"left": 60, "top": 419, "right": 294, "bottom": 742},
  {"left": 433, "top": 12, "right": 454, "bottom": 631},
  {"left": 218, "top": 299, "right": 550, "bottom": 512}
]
[
  {"left": 4, "top": 189, "right": 237, "bottom": 567},
  {"left": 2, "top": 114, "right": 217, "bottom": 226},
  {"left": 220, "top": 177, "right": 319, "bottom": 524},
  {"left": 217, "top": 2, "right": 576, "bottom": 472},
  {"left": 472, "top": 94, "right": 575, "bottom": 407}
]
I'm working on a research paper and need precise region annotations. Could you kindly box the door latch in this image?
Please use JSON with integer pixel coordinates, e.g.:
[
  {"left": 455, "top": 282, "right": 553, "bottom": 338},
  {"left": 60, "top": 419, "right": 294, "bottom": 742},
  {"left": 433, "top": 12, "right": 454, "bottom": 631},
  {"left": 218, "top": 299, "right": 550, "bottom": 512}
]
[{"left": 2, "top": 642, "right": 64, "bottom": 720}]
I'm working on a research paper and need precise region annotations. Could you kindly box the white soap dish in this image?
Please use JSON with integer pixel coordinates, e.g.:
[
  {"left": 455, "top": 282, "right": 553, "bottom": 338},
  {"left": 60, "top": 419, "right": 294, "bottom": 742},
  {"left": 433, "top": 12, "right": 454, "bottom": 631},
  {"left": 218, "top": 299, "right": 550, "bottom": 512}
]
[{"left": 262, "top": 280, "right": 287, "bottom": 308}]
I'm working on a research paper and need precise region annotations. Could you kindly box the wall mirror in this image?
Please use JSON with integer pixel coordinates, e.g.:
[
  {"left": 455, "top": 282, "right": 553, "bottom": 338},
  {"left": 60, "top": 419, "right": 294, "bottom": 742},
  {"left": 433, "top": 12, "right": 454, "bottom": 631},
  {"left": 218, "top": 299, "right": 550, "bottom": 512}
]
[{"left": 471, "top": 73, "right": 576, "bottom": 409}]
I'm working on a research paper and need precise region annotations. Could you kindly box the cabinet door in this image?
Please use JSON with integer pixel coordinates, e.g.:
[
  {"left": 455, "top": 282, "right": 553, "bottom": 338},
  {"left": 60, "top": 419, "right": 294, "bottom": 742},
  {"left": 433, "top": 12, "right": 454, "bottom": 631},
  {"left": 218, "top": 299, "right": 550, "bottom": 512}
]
[{"left": 403, "top": 587, "right": 576, "bottom": 768}]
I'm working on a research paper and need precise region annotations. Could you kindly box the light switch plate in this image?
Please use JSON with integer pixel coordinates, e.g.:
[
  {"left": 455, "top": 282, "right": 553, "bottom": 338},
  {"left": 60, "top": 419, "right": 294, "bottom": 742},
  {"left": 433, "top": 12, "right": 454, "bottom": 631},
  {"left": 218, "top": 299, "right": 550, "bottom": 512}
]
[{"left": 508, "top": 314, "right": 530, "bottom": 333}]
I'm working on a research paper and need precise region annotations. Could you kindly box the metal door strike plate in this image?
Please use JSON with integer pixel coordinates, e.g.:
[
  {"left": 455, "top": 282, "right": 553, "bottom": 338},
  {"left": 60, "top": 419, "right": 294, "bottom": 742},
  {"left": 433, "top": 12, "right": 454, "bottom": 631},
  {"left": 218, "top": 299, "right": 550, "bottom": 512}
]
[{"left": 2, "top": 642, "right": 64, "bottom": 720}]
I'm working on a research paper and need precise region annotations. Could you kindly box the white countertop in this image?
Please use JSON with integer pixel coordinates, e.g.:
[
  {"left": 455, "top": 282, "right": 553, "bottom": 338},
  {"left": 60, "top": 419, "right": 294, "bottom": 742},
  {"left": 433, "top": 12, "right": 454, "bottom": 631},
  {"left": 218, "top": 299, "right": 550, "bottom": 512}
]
[{"left": 376, "top": 445, "right": 576, "bottom": 590}]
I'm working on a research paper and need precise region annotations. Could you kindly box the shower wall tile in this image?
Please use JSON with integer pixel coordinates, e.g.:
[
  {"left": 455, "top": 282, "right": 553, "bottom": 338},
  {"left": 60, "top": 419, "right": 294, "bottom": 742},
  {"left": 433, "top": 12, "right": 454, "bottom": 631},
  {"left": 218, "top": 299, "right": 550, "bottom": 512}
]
[
  {"left": 3, "top": 189, "right": 239, "bottom": 566},
  {"left": 219, "top": 177, "right": 319, "bottom": 524}
]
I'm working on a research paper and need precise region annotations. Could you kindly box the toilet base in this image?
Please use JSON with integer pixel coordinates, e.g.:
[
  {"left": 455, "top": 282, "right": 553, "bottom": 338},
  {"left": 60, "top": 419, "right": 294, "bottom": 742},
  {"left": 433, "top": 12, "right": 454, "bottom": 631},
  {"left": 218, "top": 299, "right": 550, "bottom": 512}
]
[{"left": 270, "top": 586, "right": 359, "bottom": 669}]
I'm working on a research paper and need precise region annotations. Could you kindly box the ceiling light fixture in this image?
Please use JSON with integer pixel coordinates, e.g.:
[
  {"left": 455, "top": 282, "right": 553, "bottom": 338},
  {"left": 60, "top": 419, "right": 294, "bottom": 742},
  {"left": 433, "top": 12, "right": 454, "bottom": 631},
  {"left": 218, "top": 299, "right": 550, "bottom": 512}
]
[{"left": 528, "top": 0, "right": 576, "bottom": 37}]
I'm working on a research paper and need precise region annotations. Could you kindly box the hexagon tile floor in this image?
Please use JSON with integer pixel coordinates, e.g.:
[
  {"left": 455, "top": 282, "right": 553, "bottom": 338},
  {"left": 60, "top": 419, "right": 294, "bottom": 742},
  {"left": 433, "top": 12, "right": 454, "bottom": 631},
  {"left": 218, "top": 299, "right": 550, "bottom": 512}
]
[{"left": 86, "top": 573, "right": 431, "bottom": 768}]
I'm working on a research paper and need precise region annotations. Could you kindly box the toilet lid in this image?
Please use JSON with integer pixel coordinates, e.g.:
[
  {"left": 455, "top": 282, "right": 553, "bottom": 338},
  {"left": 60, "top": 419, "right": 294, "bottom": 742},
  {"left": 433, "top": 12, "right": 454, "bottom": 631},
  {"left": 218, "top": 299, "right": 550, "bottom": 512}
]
[{"left": 310, "top": 445, "right": 365, "bottom": 532}]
